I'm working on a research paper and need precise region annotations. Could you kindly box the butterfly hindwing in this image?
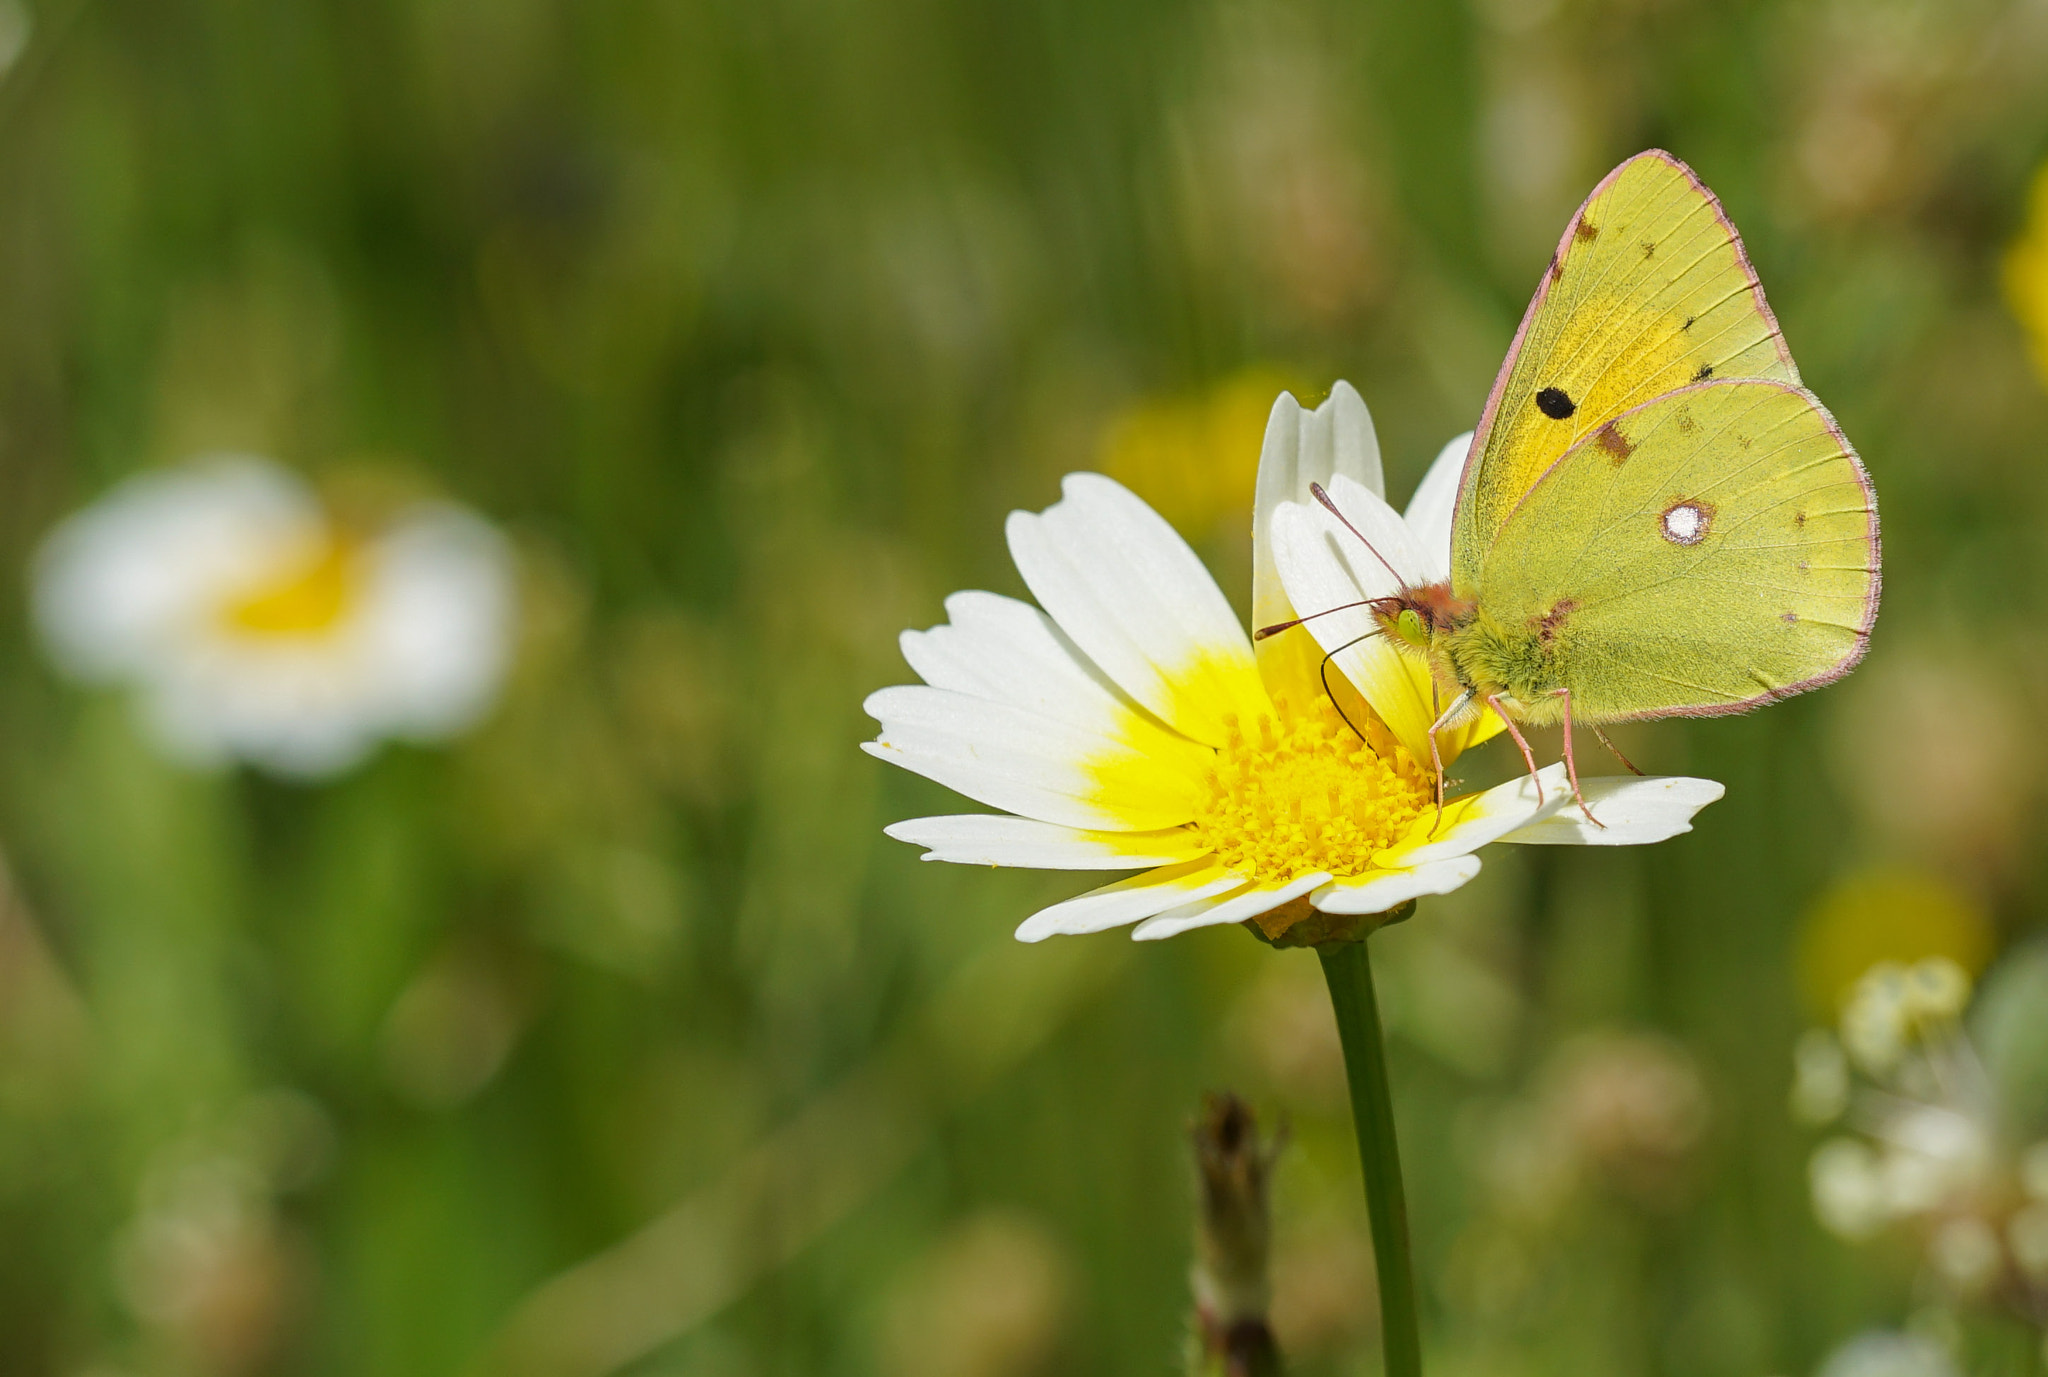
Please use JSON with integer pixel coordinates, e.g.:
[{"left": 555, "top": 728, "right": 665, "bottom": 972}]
[
  {"left": 1451, "top": 151, "right": 1799, "bottom": 591},
  {"left": 1470, "top": 380, "right": 1878, "bottom": 720}
]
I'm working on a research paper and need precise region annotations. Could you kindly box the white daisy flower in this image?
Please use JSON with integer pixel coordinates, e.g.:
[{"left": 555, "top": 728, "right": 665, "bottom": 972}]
[
  {"left": 34, "top": 456, "right": 514, "bottom": 780},
  {"left": 865, "top": 383, "right": 1724, "bottom": 944}
]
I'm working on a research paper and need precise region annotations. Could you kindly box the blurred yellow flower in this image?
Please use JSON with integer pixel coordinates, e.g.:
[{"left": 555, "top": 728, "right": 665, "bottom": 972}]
[
  {"left": 2004, "top": 161, "right": 2048, "bottom": 386},
  {"left": 1796, "top": 868, "right": 1992, "bottom": 1019},
  {"left": 1097, "top": 368, "right": 1299, "bottom": 540}
]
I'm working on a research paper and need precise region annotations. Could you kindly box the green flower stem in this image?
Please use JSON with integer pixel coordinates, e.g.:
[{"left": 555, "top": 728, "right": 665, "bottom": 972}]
[{"left": 1318, "top": 938, "right": 1422, "bottom": 1377}]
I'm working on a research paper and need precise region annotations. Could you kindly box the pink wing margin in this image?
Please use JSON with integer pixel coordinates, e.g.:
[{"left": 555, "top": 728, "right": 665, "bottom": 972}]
[{"left": 1602, "top": 381, "right": 1880, "bottom": 722}]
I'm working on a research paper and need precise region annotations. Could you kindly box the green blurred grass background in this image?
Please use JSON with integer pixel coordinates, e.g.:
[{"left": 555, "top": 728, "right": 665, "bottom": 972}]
[{"left": 0, "top": 0, "right": 2046, "bottom": 1373}]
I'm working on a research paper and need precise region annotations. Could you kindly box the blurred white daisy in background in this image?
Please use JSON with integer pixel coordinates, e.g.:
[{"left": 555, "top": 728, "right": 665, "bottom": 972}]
[
  {"left": 864, "top": 383, "right": 1724, "bottom": 944},
  {"left": 34, "top": 456, "right": 514, "bottom": 780}
]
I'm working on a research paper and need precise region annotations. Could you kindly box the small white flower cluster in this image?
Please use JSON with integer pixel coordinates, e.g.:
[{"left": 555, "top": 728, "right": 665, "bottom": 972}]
[
  {"left": 1840, "top": 960, "right": 1973, "bottom": 1079},
  {"left": 1813, "top": 1329, "right": 1959, "bottom": 1377},
  {"left": 1797, "top": 957, "right": 2048, "bottom": 1309}
]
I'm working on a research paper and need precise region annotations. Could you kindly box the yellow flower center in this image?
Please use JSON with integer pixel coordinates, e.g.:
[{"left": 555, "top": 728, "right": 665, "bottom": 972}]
[
  {"left": 221, "top": 538, "right": 361, "bottom": 638},
  {"left": 1192, "top": 693, "right": 1432, "bottom": 883}
]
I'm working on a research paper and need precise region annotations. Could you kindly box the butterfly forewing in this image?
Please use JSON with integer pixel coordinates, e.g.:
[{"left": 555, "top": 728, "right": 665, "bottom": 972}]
[
  {"left": 1452, "top": 152, "right": 1799, "bottom": 591},
  {"left": 1473, "top": 380, "right": 1878, "bottom": 721}
]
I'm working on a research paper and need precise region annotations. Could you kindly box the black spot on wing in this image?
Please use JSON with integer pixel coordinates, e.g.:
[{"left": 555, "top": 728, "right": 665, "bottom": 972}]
[{"left": 1536, "top": 387, "right": 1576, "bottom": 420}]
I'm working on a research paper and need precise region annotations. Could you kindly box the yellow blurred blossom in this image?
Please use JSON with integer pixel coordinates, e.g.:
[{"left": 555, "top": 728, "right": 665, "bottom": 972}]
[
  {"left": 1097, "top": 368, "right": 1301, "bottom": 541},
  {"left": 1796, "top": 868, "right": 1992, "bottom": 1020},
  {"left": 2006, "top": 160, "right": 2048, "bottom": 387}
]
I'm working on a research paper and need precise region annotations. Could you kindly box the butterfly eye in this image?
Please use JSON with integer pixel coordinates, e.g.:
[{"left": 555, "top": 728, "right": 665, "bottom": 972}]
[{"left": 1535, "top": 387, "right": 1576, "bottom": 420}]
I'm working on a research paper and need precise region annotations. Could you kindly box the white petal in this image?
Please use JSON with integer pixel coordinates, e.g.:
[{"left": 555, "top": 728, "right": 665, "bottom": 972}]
[
  {"left": 896, "top": 590, "right": 1207, "bottom": 785},
  {"left": 33, "top": 457, "right": 321, "bottom": 682},
  {"left": 360, "top": 505, "right": 515, "bottom": 740},
  {"left": 884, "top": 814, "right": 1205, "bottom": 869},
  {"left": 144, "top": 652, "right": 383, "bottom": 779},
  {"left": 1310, "top": 855, "right": 1483, "bottom": 914},
  {"left": 1131, "top": 870, "right": 1331, "bottom": 941},
  {"left": 1007, "top": 474, "right": 1267, "bottom": 745},
  {"left": 1301, "top": 472, "right": 1432, "bottom": 598},
  {"left": 1401, "top": 431, "right": 1471, "bottom": 582},
  {"left": 1299, "top": 381, "right": 1384, "bottom": 498},
  {"left": 1015, "top": 861, "right": 1244, "bottom": 942},
  {"left": 1389, "top": 763, "right": 1571, "bottom": 866},
  {"left": 1498, "top": 775, "right": 1725, "bottom": 846},
  {"left": 902, "top": 590, "right": 1125, "bottom": 723},
  {"left": 864, "top": 685, "right": 1202, "bottom": 831},
  {"left": 1251, "top": 382, "right": 1384, "bottom": 643}
]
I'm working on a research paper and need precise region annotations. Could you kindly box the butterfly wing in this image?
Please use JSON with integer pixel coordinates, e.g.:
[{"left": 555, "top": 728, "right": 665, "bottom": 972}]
[
  {"left": 1452, "top": 151, "right": 1798, "bottom": 592},
  {"left": 1471, "top": 380, "right": 1878, "bottom": 721}
]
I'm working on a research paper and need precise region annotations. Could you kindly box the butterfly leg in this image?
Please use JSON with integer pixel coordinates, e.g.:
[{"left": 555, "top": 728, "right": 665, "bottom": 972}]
[
  {"left": 1428, "top": 723, "right": 1445, "bottom": 825},
  {"left": 1482, "top": 694, "right": 1544, "bottom": 808},
  {"left": 1554, "top": 689, "right": 1604, "bottom": 828},
  {"left": 1424, "top": 688, "right": 1476, "bottom": 830},
  {"left": 1590, "top": 723, "right": 1645, "bottom": 776}
]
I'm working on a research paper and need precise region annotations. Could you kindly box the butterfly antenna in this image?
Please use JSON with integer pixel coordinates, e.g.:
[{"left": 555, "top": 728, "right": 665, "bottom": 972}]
[
  {"left": 1310, "top": 482, "right": 1407, "bottom": 587},
  {"left": 1254, "top": 597, "right": 1378, "bottom": 641},
  {"left": 1316, "top": 632, "right": 1377, "bottom": 744}
]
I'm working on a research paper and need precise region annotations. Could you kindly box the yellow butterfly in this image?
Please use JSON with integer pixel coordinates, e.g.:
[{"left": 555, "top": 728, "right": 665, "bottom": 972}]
[{"left": 1280, "top": 151, "right": 1880, "bottom": 819}]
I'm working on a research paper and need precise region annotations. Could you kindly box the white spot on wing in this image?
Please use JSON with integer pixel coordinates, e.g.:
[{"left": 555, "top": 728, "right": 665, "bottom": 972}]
[{"left": 1661, "top": 502, "right": 1708, "bottom": 546}]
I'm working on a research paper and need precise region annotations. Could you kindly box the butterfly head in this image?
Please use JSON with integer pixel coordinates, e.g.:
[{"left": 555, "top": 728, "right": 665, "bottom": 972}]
[{"left": 1370, "top": 581, "right": 1474, "bottom": 653}]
